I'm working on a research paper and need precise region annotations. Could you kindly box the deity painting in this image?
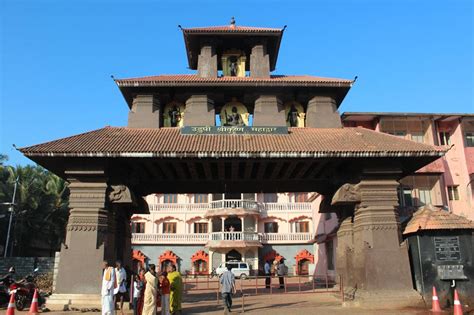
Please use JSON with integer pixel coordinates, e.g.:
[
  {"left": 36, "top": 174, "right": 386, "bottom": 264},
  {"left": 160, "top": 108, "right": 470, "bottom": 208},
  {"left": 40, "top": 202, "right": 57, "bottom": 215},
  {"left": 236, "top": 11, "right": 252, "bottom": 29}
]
[
  {"left": 163, "top": 102, "right": 184, "bottom": 127},
  {"left": 229, "top": 56, "right": 238, "bottom": 77},
  {"left": 220, "top": 100, "right": 249, "bottom": 127},
  {"left": 285, "top": 102, "right": 305, "bottom": 127}
]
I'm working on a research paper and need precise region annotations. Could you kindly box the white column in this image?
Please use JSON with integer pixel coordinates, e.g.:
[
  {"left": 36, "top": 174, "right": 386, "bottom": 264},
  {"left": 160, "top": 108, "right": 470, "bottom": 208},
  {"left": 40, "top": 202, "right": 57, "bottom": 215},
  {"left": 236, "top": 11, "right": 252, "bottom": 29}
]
[
  {"left": 221, "top": 217, "right": 225, "bottom": 232},
  {"left": 241, "top": 217, "right": 245, "bottom": 232}
]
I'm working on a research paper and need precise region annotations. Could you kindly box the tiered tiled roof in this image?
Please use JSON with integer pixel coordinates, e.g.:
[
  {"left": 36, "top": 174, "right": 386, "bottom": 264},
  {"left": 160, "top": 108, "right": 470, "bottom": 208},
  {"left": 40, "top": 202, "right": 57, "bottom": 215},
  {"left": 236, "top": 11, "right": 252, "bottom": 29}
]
[
  {"left": 403, "top": 205, "right": 474, "bottom": 235},
  {"left": 181, "top": 25, "right": 283, "bottom": 33},
  {"left": 20, "top": 126, "right": 445, "bottom": 158},
  {"left": 115, "top": 74, "right": 353, "bottom": 87}
]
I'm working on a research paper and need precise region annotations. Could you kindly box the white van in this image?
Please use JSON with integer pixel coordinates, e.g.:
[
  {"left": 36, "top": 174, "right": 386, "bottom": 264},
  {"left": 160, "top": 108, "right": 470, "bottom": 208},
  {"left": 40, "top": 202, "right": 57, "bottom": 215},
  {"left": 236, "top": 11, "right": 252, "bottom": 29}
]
[{"left": 216, "top": 260, "right": 250, "bottom": 279}]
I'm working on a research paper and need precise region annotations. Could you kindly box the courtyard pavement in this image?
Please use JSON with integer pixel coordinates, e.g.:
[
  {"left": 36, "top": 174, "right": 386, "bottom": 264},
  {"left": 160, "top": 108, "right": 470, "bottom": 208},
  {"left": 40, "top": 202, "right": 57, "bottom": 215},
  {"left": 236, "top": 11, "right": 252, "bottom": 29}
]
[{"left": 8, "top": 291, "right": 470, "bottom": 314}]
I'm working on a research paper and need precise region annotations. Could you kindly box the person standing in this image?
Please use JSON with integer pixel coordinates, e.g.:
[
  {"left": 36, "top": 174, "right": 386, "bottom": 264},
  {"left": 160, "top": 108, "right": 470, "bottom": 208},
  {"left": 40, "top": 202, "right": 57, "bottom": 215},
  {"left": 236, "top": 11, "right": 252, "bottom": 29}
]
[
  {"left": 277, "top": 259, "right": 287, "bottom": 289},
  {"left": 167, "top": 265, "right": 183, "bottom": 315},
  {"left": 132, "top": 274, "right": 143, "bottom": 315},
  {"left": 264, "top": 260, "right": 271, "bottom": 289},
  {"left": 102, "top": 261, "right": 116, "bottom": 315},
  {"left": 114, "top": 260, "right": 127, "bottom": 315},
  {"left": 159, "top": 271, "right": 171, "bottom": 315},
  {"left": 220, "top": 265, "right": 235, "bottom": 314},
  {"left": 143, "top": 264, "right": 158, "bottom": 315}
]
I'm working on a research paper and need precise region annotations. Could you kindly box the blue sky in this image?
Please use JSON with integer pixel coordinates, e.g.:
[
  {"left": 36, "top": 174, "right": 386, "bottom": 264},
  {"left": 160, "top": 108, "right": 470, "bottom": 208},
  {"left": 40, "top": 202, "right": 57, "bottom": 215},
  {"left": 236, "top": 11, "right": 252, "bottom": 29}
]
[{"left": 1, "top": 0, "right": 473, "bottom": 165}]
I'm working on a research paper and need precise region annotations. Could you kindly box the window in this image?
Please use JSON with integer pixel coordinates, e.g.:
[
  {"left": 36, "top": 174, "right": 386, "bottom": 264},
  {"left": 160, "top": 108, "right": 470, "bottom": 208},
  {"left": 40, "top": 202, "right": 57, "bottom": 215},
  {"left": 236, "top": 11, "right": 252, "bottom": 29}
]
[
  {"left": 239, "top": 263, "right": 247, "bottom": 268},
  {"left": 418, "top": 189, "right": 432, "bottom": 206},
  {"left": 326, "top": 240, "right": 334, "bottom": 271},
  {"left": 293, "top": 193, "right": 308, "bottom": 203},
  {"left": 295, "top": 221, "right": 309, "bottom": 233},
  {"left": 411, "top": 133, "right": 424, "bottom": 143},
  {"left": 131, "top": 222, "right": 145, "bottom": 233},
  {"left": 264, "top": 222, "right": 278, "bottom": 233},
  {"left": 439, "top": 132, "right": 451, "bottom": 145},
  {"left": 398, "top": 187, "right": 413, "bottom": 207},
  {"left": 194, "top": 222, "right": 208, "bottom": 234},
  {"left": 465, "top": 132, "right": 474, "bottom": 147},
  {"left": 194, "top": 194, "right": 208, "bottom": 203},
  {"left": 163, "top": 194, "right": 177, "bottom": 203},
  {"left": 448, "top": 186, "right": 460, "bottom": 201},
  {"left": 263, "top": 193, "right": 278, "bottom": 203},
  {"left": 163, "top": 222, "right": 177, "bottom": 234}
]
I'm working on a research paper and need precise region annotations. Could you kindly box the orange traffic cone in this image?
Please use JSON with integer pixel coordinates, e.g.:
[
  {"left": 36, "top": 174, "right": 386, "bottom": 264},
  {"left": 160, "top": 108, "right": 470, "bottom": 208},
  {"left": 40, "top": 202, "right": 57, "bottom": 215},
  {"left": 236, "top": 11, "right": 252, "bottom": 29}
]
[
  {"left": 28, "top": 289, "right": 40, "bottom": 314},
  {"left": 431, "top": 286, "right": 442, "bottom": 312},
  {"left": 453, "top": 289, "right": 463, "bottom": 315},
  {"left": 6, "top": 291, "right": 15, "bottom": 315}
]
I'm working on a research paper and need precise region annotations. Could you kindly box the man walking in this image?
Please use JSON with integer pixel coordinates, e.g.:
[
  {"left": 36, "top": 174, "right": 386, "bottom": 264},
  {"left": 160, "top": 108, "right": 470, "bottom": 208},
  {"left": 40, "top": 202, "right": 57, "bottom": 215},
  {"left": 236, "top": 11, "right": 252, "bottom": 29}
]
[
  {"left": 264, "top": 260, "right": 271, "bottom": 289},
  {"left": 115, "top": 260, "right": 127, "bottom": 315},
  {"left": 220, "top": 264, "right": 235, "bottom": 314}
]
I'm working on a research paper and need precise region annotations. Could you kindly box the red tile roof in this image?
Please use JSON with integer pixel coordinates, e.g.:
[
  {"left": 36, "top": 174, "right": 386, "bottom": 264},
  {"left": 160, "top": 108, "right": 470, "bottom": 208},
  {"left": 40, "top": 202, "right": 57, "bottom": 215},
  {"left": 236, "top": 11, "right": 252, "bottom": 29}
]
[
  {"left": 403, "top": 205, "right": 474, "bottom": 235},
  {"left": 182, "top": 25, "right": 283, "bottom": 33},
  {"left": 115, "top": 74, "right": 353, "bottom": 87},
  {"left": 20, "top": 126, "right": 446, "bottom": 158}
]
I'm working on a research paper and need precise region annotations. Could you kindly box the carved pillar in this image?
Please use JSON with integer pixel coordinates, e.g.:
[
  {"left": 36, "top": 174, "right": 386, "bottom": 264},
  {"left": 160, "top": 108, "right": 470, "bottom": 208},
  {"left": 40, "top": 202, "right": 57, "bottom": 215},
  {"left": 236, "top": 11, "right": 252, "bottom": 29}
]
[
  {"left": 352, "top": 177, "right": 417, "bottom": 296},
  {"left": 252, "top": 95, "right": 285, "bottom": 126},
  {"left": 54, "top": 171, "right": 110, "bottom": 295}
]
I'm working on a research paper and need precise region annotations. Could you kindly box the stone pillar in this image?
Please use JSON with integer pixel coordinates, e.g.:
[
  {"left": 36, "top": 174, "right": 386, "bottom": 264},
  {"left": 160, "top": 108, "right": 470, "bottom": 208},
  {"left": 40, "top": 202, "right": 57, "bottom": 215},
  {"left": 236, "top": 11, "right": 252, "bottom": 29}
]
[
  {"left": 252, "top": 95, "right": 285, "bottom": 126},
  {"left": 197, "top": 45, "right": 217, "bottom": 78},
  {"left": 184, "top": 95, "right": 215, "bottom": 126},
  {"left": 335, "top": 210, "right": 354, "bottom": 290},
  {"left": 306, "top": 96, "right": 342, "bottom": 128},
  {"left": 48, "top": 171, "right": 110, "bottom": 309},
  {"left": 250, "top": 44, "right": 270, "bottom": 78},
  {"left": 351, "top": 177, "right": 421, "bottom": 306},
  {"left": 128, "top": 95, "right": 160, "bottom": 128}
]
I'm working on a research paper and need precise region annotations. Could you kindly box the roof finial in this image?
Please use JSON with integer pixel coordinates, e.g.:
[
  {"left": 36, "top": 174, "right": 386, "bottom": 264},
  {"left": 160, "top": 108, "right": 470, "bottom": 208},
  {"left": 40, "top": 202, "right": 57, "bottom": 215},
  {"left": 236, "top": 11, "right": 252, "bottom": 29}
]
[{"left": 230, "top": 17, "right": 236, "bottom": 28}]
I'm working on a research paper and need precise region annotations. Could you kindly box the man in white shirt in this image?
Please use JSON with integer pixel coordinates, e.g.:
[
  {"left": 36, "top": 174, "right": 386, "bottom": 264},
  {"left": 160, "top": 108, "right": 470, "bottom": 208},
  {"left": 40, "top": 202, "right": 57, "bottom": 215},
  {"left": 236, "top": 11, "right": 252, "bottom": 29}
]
[
  {"left": 114, "top": 260, "right": 127, "bottom": 315},
  {"left": 102, "top": 261, "right": 116, "bottom": 315}
]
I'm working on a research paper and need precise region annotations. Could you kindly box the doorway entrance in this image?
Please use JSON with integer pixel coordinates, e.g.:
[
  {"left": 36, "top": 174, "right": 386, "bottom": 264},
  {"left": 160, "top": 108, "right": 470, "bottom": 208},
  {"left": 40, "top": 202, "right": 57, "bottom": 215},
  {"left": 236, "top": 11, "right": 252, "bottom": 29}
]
[{"left": 226, "top": 249, "right": 242, "bottom": 261}]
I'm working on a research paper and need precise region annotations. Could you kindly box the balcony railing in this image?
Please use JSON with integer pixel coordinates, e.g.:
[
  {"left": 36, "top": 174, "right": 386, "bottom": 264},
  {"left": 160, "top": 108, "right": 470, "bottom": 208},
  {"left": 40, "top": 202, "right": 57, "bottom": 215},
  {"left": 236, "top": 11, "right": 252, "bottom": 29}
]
[
  {"left": 149, "top": 203, "right": 210, "bottom": 212},
  {"left": 261, "top": 202, "right": 313, "bottom": 211},
  {"left": 132, "top": 232, "right": 313, "bottom": 244},
  {"left": 148, "top": 200, "right": 313, "bottom": 212},
  {"left": 132, "top": 233, "right": 208, "bottom": 244},
  {"left": 210, "top": 200, "right": 260, "bottom": 210},
  {"left": 209, "top": 232, "right": 260, "bottom": 241},
  {"left": 260, "top": 233, "right": 313, "bottom": 243}
]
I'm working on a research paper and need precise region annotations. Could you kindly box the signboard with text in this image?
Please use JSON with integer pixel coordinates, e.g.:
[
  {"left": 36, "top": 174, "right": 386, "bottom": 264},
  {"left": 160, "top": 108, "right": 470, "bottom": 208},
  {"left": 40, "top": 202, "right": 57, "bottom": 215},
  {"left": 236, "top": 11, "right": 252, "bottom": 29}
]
[{"left": 180, "top": 126, "right": 289, "bottom": 135}]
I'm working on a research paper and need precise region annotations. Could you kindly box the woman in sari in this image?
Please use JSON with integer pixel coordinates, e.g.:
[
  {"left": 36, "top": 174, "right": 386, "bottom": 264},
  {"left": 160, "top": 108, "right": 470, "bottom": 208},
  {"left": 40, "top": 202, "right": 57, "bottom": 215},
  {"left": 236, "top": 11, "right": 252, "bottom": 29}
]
[
  {"left": 166, "top": 265, "right": 183, "bottom": 315},
  {"left": 143, "top": 264, "right": 158, "bottom": 315}
]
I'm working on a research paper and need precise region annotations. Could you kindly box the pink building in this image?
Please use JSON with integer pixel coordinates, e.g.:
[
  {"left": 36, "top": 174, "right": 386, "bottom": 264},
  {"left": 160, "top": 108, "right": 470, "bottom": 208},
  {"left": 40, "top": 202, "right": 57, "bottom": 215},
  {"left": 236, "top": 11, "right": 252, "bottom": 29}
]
[{"left": 342, "top": 113, "right": 474, "bottom": 220}]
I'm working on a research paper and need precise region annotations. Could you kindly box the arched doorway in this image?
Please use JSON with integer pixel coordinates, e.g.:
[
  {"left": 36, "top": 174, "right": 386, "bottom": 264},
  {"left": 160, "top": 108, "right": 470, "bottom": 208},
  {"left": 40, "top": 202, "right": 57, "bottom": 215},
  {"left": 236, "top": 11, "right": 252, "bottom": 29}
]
[
  {"left": 159, "top": 250, "right": 179, "bottom": 272},
  {"left": 224, "top": 216, "right": 241, "bottom": 231},
  {"left": 226, "top": 249, "right": 242, "bottom": 262},
  {"left": 191, "top": 250, "right": 209, "bottom": 275},
  {"left": 295, "top": 249, "right": 314, "bottom": 275}
]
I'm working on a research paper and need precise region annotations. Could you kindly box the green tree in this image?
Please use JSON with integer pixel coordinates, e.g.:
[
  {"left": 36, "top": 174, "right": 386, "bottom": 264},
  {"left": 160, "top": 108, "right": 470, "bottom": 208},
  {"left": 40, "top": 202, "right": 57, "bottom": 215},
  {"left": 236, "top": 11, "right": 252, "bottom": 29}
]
[{"left": 0, "top": 163, "right": 69, "bottom": 257}]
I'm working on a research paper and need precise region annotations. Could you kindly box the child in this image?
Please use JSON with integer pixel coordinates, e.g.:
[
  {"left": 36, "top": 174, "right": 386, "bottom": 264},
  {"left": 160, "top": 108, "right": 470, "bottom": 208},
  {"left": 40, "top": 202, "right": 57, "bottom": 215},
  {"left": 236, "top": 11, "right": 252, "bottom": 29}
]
[
  {"left": 132, "top": 274, "right": 143, "bottom": 315},
  {"left": 159, "top": 271, "right": 171, "bottom": 315}
]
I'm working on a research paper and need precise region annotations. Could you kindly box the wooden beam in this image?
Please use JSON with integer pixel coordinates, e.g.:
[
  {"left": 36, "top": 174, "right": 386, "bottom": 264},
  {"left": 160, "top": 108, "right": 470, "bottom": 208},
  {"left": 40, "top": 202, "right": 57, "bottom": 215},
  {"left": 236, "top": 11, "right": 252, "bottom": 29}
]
[
  {"left": 255, "top": 162, "right": 267, "bottom": 180},
  {"left": 202, "top": 162, "right": 213, "bottom": 180},
  {"left": 294, "top": 161, "right": 313, "bottom": 179},
  {"left": 231, "top": 160, "right": 240, "bottom": 181},
  {"left": 281, "top": 162, "right": 298, "bottom": 180},
  {"left": 270, "top": 161, "right": 285, "bottom": 180},
  {"left": 243, "top": 161, "right": 253, "bottom": 180},
  {"left": 186, "top": 161, "right": 199, "bottom": 180}
]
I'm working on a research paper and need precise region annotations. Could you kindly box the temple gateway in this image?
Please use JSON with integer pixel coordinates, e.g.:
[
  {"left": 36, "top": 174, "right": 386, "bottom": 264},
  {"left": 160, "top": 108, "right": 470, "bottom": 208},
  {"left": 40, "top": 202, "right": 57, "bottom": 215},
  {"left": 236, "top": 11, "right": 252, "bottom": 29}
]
[{"left": 20, "top": 20, "right": 447, "bottom": 308}]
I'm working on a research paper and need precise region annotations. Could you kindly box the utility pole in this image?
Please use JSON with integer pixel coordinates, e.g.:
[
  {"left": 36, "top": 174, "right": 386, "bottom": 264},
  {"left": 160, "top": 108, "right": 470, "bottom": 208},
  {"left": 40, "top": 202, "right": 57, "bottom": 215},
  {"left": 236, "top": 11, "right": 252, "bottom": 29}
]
[{"left": 3, "top": 177, "right": 18, "bottom": 258}]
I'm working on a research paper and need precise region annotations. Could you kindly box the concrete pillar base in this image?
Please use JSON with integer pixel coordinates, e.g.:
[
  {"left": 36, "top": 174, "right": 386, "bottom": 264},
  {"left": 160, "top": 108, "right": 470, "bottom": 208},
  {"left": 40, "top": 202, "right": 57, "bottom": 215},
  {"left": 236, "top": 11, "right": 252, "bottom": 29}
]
[{"left": 46, "top": 293, "right": 102, "bottom": 310}]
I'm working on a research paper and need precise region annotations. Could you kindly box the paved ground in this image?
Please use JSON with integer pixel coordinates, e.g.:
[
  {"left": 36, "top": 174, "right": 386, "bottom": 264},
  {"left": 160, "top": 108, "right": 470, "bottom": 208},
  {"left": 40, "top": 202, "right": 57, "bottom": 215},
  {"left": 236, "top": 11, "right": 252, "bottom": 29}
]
[{"left": 5, "top": 291, "right": 470, "bottom": 314}]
